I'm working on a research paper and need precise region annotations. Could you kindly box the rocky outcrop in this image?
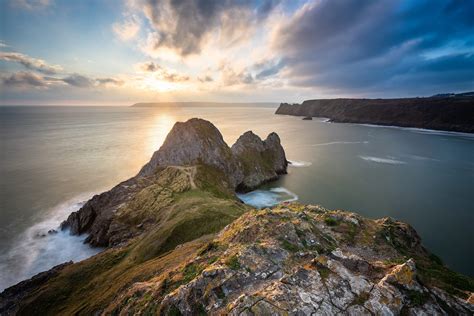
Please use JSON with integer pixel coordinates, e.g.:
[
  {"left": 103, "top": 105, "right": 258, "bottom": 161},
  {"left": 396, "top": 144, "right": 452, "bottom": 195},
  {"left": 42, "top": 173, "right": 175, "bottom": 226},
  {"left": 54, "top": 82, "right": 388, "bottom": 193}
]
[
  {"left": 110, "top": 203, "right": 474, "bottom": 315},
  {"left": 276, "top": 93, "right": 474, "bottom": 133},
  {"left": 231, "top": 131, "right": 288, "bottom": 191},
  {"left": 60, "top": 118, "right": 287, "bottom": 247},
  {"left": 138, "top": 118, "right": 243, "bottom": 187}
]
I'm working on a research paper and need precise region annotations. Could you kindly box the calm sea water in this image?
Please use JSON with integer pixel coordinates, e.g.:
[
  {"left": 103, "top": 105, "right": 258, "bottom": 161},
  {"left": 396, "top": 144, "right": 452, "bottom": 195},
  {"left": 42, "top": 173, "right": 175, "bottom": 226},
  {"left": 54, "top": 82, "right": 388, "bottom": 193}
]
[{"left": 0, "top": 105, "right": 473, "bottom": 290}]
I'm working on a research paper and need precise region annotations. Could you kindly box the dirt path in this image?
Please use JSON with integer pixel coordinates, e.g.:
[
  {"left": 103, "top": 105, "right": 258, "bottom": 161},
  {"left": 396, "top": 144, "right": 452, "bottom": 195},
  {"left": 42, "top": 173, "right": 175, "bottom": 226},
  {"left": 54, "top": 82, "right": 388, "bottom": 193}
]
[{"left": 174, "top": 166, "right": 197, "bottom": 189}]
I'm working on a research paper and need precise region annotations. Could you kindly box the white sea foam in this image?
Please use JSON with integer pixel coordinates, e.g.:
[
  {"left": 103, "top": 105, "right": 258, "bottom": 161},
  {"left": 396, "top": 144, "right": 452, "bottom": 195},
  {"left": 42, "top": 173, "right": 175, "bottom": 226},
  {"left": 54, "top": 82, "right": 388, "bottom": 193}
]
[
  {"left": 405, "top": 154, "right": 441, "bottom": 162},
  {"left": 288, "top": 160, "right": 312, "bottom": 167},
  {"left": 359, "top": 155, "right": 406, "bottom": 165},
  {"left": 311, "top": 141, "right": 369, "bottom": 146},
  {"left": 237, "top": 187, "right": 298, "bottom": 209},
  {"left": 359, "top": 123, "right": 474, "bottom": 138},
  {"left": 0, "top": 193, "right": 102, "bottom": 291}
]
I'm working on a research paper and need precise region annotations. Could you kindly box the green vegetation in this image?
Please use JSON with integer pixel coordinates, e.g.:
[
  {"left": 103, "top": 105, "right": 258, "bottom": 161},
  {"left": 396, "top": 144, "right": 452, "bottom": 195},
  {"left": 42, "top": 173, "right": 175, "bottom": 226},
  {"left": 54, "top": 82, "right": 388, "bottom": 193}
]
[
  {"left": 280, "top": 239, "right": 300, "bottom": 253},
  {"left": 324, "top": 217, "right": 339, "bottom": 226},
  {"left": 169, "top": 305, "right": 182, "bottom": 316},
  {"left": 182, "top": 263, "right": 203, "bottom": 283},
  {"left": 318, "top": 266, "right": 331, "bottom": 280},
  {"left": 406, "top": 290, "right": 429, "bottom": 306},
  {"left": 225, "top": 255, "right": 241, "bottom": 270}
]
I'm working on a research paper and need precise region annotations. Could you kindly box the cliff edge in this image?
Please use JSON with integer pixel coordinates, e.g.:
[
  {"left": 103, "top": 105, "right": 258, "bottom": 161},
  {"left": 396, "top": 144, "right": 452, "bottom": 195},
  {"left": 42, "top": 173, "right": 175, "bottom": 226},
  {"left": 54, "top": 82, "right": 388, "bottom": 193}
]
[{"left": 276, "top": 93, "right": 474, "bottom": 133}]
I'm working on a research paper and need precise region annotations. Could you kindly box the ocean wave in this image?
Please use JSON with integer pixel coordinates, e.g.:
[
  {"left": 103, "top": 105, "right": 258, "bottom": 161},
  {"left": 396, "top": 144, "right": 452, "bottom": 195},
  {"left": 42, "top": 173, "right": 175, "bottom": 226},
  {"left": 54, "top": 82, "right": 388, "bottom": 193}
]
[
  {"left": 237, "top": 187, "right": 298, "bottom": 209},
  {"left": 288, "top": 160, "right": 312, "bottom": 167},
  {"left": 0, "top": 193, "right": 102, "bottom": 291},
  {"left": 359, "top": 155, "right": 406, "bottom": 165},
  {"left": 311, "top": 141, "right": 369, "bottom": 146}
]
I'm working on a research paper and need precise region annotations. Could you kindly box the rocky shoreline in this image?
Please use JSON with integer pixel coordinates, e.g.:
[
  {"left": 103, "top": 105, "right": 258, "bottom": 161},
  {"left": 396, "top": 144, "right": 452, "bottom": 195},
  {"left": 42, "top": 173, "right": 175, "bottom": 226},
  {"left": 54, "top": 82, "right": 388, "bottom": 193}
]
[
  {"left": 1, "top": 118, "right": 473, "bottom": 315},
  {"left": 276, "top": 92, "right": 474, "bottom": 133}
]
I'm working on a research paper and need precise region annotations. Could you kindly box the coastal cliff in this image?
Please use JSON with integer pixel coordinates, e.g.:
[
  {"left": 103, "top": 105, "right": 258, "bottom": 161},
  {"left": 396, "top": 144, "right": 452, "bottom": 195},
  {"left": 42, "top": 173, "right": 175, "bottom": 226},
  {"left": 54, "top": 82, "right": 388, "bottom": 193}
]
[
  {"left": 60, "top": 118, "right": 288, "bottom": 247},
  {"left": 1, "top": 118, "right": 473, "bottom": 315},
  {"left": 275, "top": 92, "right": 474, "bottom": 133}
]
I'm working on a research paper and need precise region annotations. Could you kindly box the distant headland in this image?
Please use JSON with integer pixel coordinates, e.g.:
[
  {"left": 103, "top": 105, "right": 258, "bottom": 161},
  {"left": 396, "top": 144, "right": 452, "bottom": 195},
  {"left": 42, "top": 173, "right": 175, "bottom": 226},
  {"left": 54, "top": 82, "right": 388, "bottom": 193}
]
[{"left": 276, "top": 92, "right": 474, "bottom": 133}]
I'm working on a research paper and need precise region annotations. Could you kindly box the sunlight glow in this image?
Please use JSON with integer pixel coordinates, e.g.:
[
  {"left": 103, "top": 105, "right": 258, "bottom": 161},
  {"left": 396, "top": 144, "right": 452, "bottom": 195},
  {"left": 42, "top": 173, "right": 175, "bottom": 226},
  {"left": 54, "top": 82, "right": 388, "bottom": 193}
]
[{"left": 148, "top": 114, "right": 176, "bottom": 155}]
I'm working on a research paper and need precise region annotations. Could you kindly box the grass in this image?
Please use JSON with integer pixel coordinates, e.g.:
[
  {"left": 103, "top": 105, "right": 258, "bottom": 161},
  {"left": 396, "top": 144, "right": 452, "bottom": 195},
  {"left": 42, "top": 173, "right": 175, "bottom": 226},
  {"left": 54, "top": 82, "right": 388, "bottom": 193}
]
[
  {"left": 324, "top": 217, "right": 339, "bottom": 226},
  {"left": 182, "top": 263, "right": 203, "bottom": 283},
  {"left": 406, "top": 290, "right": 429, "bottom": 306},
  {"left": 318, "top": 266, "right": 331, "bottom": 280},
  {"left": 12, "top": 166, "right": 248, "bottom": 315},
  {"left": 225, "top": 255, "right": 241, "bottom": 270},
  {"left": 280, "top": 239, "right": 300, "bottom": 253}
]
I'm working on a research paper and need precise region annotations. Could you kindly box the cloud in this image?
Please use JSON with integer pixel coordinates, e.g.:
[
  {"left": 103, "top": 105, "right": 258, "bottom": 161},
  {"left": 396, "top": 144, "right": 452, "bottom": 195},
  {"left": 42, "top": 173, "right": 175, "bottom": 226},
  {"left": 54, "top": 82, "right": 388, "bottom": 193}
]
[
  {"left": 139, "top": 0, "right": 280, "bottom": 56},
  {"left": 219, "top": 63, "right": 254, "bottom": 86},
  {"left": 0, "top": 52, "right": 63, "bottom": 75},
  {"left": 113, "top": 15, "right": 140, "bottom": 41},
  {"left": 136, "top": 61, "right": 190, "bottom": 82},
  {"left": 0, "top": 41, "right": 8, "bottom": 48},
  {"left": 198, "top": 75, "right": 213, "bottom": 83},
  {"left": 272, "top": 0, "right": 474, "bottom": 94},
  {"left": 96, "top": 77, "right": 125, "bottom": 86},
  {"left": 61, "top": 74, "right": 94, "bottom": 88},
  {"left": 1, "top": 71, "right": 48, "bottom": 88}
]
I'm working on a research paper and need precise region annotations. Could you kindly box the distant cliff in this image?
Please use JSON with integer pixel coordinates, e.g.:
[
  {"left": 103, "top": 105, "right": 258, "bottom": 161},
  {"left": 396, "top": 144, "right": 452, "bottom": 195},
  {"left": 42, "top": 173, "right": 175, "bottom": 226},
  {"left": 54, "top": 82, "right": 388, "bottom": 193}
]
[{"left": 276, "top": 92, "right": 474, "bottom": 133}]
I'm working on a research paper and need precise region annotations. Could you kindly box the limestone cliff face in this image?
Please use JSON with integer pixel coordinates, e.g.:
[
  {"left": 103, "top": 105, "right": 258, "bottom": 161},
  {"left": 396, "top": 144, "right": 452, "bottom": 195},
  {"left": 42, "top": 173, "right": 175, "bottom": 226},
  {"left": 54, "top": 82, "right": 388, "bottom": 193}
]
[
  {"left": 138, "top": 118, "right": 243, "bottom": 187},
  {"left": 231, "top": 131, "right": 287, "bottom": 191},
  {"left": 60, "top": 118, "right": 287, "bottom": 247},
  {"left": 275, "top": 95, "right": 474, "bottom": 133}
]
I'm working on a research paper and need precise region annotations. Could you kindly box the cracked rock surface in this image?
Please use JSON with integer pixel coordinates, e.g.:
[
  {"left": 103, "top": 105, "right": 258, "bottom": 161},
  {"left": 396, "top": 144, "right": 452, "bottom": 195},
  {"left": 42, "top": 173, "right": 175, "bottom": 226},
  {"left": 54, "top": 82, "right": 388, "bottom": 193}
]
[{"left": 106, "top": 203, "right": 473, "bottom": 315}]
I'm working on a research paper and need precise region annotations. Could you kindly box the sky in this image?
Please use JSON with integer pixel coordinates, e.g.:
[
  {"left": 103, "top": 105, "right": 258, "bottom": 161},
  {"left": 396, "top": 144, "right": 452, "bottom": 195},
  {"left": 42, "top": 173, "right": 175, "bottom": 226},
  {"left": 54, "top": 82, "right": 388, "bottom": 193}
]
[{"left": 0, "top": 0, "right": 473, "bottom": 105}]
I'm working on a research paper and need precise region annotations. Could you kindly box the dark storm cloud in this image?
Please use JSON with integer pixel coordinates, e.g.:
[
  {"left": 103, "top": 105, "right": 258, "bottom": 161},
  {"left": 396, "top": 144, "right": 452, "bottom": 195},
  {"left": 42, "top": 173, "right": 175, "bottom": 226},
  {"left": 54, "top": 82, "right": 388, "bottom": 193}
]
[
  {"left": 143, "top": 0, "right": 280, "bottom": 56},
  {"left": 275, "top": 0, "right": 474, "bottom": 94}
]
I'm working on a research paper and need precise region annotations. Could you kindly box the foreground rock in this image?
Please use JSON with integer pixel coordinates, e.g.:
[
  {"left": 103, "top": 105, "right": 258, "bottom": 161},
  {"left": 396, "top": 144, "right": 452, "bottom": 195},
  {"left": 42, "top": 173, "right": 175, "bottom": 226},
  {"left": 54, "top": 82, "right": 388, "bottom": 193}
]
[
  {"left": 276, "top": 92, "right": 474, "bottom": 133},
  {"left": 5, "top": 203, "right": 472, "bottom": 315},
  {"left": 60, "top": 118, "right": 287, "bottom": 247},
  {"left": 109, "top": 204, "right": 474, "bottom": 315}
]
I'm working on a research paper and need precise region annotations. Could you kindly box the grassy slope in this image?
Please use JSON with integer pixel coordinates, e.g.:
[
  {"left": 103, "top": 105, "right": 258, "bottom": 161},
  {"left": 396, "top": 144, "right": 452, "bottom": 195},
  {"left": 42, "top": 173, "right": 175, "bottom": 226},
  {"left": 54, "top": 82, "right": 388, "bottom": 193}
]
[{"left": 15, "top": 165, "right": 248, "bottom": 315}]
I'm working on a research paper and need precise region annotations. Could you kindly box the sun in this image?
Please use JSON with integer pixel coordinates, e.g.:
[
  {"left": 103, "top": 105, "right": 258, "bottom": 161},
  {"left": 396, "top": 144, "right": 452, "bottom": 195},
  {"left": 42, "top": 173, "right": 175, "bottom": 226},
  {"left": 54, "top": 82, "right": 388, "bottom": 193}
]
[{"left": 141, "top": 76, "right": 180, "bottom": 92}]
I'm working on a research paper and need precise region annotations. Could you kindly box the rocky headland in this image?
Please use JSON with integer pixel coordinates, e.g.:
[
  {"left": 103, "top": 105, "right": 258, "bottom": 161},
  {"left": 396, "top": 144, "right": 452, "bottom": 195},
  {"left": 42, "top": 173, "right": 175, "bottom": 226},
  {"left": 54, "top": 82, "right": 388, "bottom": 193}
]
[
  {"left": 1, "top": 118, "right": 473, "bottom": 315},
  {"left": 276, "top": 92, "right": 474, "bottom": 133}
]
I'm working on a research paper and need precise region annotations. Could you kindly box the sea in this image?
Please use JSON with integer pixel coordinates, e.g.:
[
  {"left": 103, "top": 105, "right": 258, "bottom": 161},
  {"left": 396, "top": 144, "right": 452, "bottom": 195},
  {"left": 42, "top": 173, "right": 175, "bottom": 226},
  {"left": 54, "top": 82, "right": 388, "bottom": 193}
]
[{"left": 0, "top": 105, "right": 473, "bottom": 291}]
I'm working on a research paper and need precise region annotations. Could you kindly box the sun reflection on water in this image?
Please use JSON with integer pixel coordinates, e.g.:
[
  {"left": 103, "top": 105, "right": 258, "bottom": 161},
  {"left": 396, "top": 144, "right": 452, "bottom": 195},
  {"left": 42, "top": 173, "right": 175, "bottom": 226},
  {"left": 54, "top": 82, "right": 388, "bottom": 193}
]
[{"left": 147, "top": 113, "right": 176, "bottom": 156}]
